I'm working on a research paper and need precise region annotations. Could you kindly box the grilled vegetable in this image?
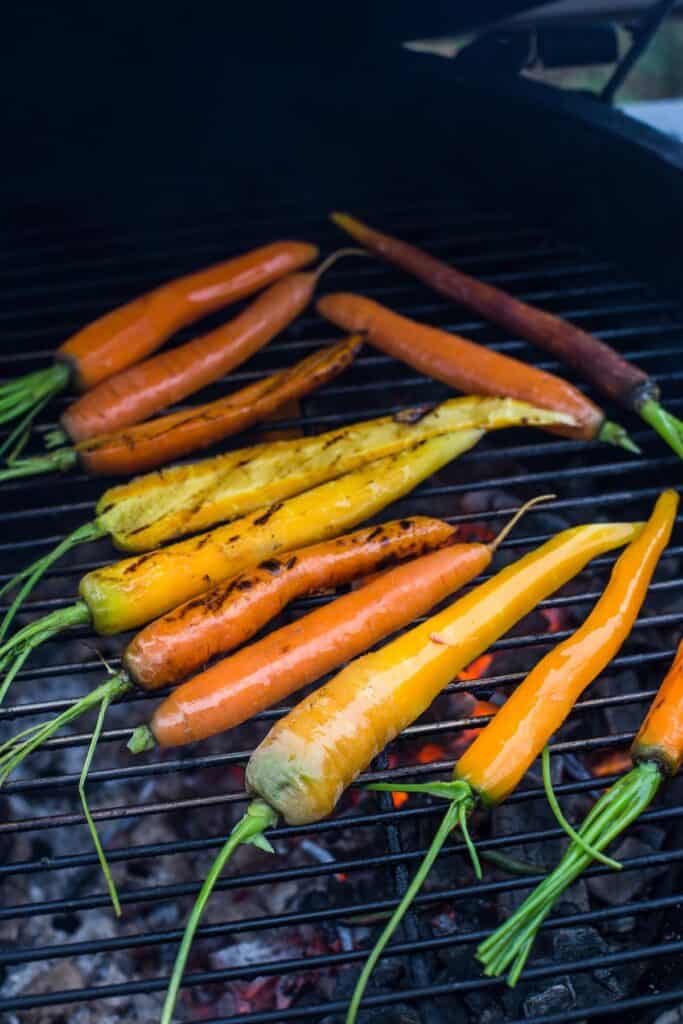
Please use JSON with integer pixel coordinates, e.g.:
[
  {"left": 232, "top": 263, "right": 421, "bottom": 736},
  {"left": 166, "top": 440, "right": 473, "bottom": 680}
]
[
  {"left": 0, "top": 336, "right": 361, "bottom": 479},
  {"left": 0, "top": 431, "right": 482, "bottom": 700},
  {"left": 132, "top": 499, "right": 546, "bottom": 749},
  {"left": 332, "top": 212, "right": 683, "bottom": 459},
  {"left": 347, "top": 491, "right": 674, "bottom": 1021},
  {"left": 477, "top": 505, "right": 680, "bottom": 985},
  {"left": 0, "top": 241, "right": 317, "bottom": 440},
  {"left": 0, "top": 396, "right": 569, "bottom": 649},
  {"left": 158, "top": 516, "right": 640, "bottom": 1024},
  {"left": 317, "top": 292, "right": 637, "bottom": 452}
]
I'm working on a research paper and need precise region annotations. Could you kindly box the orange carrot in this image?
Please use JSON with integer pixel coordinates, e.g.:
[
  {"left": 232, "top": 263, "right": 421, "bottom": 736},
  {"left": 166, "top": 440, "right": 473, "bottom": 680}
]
[
  {"left": 132, "top": 499, "right": 547, "bottom": 749},
  {"left": 125, "top": 516, "right": 456, "bottom": 689},
  {"left": 0, "top": 241, "right": 318, "bottom": 436},
  {"left": 41, "top": 336, "right": 360, "bottom": 477},
  {"left": 317, "top": 292, "right": 636, "bottom": 452}
]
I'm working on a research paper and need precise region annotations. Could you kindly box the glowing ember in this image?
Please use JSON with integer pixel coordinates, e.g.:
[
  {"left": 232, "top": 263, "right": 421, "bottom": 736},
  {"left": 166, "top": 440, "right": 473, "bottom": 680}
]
[
  {"left": 457, "top": 653, "right": 493, "bottom": 681},
  {"left": 417, "top": 742, "right": 447, "bottom": 764},
  {"left": 541, "top": 607, "right": 565, "bottom": 633},
  {"left": 590, "top": 747, "right": 633, "bottom": 777},
  {"left": 391, "top": 790, "right": 409, "bottom": 809}
]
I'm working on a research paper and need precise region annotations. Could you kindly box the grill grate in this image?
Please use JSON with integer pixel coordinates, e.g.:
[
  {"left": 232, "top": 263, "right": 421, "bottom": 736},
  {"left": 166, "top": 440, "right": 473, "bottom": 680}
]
[{"left": 1, "top": 194, "right": 682, "bottom": 1024}]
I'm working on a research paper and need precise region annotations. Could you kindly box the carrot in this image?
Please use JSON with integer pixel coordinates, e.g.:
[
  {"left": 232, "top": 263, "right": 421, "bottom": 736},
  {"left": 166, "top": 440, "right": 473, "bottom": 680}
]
[
  {"left": 136, "top": 499, "right": 546, "bottom": 749},
  {"left": 0, "top": 431, "right": 482, "bottom": 698},
  {"left": 156, "top": 516, "right": 640, "bottom": 1024},
  {"left": 0, "top": 397, "right": 568, "bottom": 651},
  {"left": 332, "top": 212, "right": 683, "bottom": 460},
  {"left": 317, "top": 292, "right": 637, "bottom": 452},
  {"left": 125, "top": 516, "right": 455, "bottom": 690},
  {"left": 479, "top": 638, "right": 683, "bottom": 986},
  {"left": 0, "top": 241, "right": 317, "bottom": 441},
  {"left": 61, "top": 250, "right": 358, "bottom": 442},
  {"left": 0, "top": 336, "right": 362, "bottom": 479},
  {"left": 347, "top": 491, "right": 675, "bottom": 1020}
]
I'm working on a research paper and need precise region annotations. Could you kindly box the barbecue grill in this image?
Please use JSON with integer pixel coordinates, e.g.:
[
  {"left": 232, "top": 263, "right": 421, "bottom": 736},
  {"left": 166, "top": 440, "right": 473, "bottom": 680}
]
[{"left": 2, "top": 4, "right": 683, "bottom": 1022}]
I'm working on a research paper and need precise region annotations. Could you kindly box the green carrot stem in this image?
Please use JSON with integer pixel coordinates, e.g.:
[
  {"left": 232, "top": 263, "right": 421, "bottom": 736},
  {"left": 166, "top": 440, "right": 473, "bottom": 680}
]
[
  {"left": 0, "top": 600, "right": 91, "bottom": 706},
  {"left": 0, "top": 363, "right": 70, "bottom": 427},
  {"left": 160, "top": 800, "right": 277, "bottom": 1024},
  {"left": 541, "top": 746, "right": 622, "bottom": 870},
  {"left": 477, "top": 761, "right": 663, "bottom": 985},
  {"left": 0, "top": 394, "right": 53, "bottom": 460},
  {"left": 128, "top": 724, "right": 157, "bottom": 754},
  {"left": 0, "top": 446, "right": 77, "bottom": 483},
  {"left": 597, "top": 420, "right": 641, "bottom": 454},
  {"left": 0, "top": 522, "right": 102, "bottom": 643},
  {"left": 78, "top": 686, "right": 121, "bottom": 916},
  {"left": 639, "top": 400, "right": 683, "bottom": 460},
  {"left": 0, "top": 673, "right": 132, "bottom": 783}
]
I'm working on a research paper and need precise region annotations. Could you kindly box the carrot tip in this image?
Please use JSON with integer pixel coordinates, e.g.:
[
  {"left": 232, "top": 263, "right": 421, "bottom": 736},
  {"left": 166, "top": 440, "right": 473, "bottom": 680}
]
[{"left": 128, "top": 724, "right": 156, "bottom": 754}]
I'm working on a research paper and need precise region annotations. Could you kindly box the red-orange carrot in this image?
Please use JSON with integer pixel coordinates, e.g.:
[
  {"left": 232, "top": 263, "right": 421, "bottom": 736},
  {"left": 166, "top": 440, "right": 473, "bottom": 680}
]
[
  {"left": 317, "top": 292, "right": 636, "bottom": 452},
  {"left": 0, "top": 241, "right": 317, "bottom": 435},
  {"left": 125, "top": 516, "right": 455, "bottom": 689},
  {"left": 132, "top": 499, "right": 546, "bottom": 750},
  {"left": 7, "top": 336, "right": 360, "bottom": 479}
]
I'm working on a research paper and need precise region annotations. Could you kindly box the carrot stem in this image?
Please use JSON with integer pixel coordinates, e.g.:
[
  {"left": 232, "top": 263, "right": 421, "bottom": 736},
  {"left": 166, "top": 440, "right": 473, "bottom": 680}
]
[
  {"left": 78, "top": 685, "right": 121, "bottom": 916},
  {"left": 0, "top": 446, "right": 77, "bottom": 483},
  {"left": 0, "top": 673, "right": 132, "bottom": 782},
  {"left": 0, "top": 363, "right": 70, "bottom": 427},
  {"left": 347, "top": 785, "right": 475, "bottom": 1024},
  {"left": 598, "top": 419, "right": 642, "bottom": 455},
  {"left": 640, "top": 400, "right": 683, "bottom": 460},
  {"left": 488, "top": 494, "right": 556, "bottom": 552},
  {"left": 0, "top": 522, "right": 103, "bottom": 642},
  {"left": 160, "top": 799, "right": 277, "bottom": 1024},
  {"left": 541, "top": 746, "right": 622, "bottom": 870},
  {"left": 128, "top": 724, "right": 156, "bottom": 753},
  {"left": 477, "top": 761, "right": 662, "bottom": 985},
  {"left": 0, "top": 600, "right": 91, "bottom": 706},
  {"left": 0, "top": 394, "right": 53, "bottom": 460}
]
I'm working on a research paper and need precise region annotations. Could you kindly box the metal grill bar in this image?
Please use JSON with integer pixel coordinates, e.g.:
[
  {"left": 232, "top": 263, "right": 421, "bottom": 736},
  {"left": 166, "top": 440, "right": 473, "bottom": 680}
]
[{"left": 1, "top": 198, "right": 682, "bottom": 1024}]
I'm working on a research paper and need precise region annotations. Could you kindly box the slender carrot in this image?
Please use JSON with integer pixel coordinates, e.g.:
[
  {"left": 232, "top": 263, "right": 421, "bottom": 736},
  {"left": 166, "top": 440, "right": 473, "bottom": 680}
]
[
  {"left": 317, "top": 292, "right": 637, "bottom": 452},
  {"left": 347, "top": 491, "right": 675, "bottom": 1021},
  {"left": 0, "top": 397, "right": 569, "bottom": 648},
  {"left": 61, "top": 250, "right": 359, "bottom": 442},
  {"left": 0, "top": 430, "right": 482, "bottom": 696},
  {"left": 478, "top": 636, "right": 683, "bottom": 986},
  {"left": 136, "top": 500, "right": 546, "bottom": 749},
  {"left": 0, "top": 241, "right": 318, "bottom": 436},
  {"left": 157, "top": 517, "right": 640, "bottom": 1024},
  {"left": 332, "top": 212, "right": 683, "bottom": 460},
  {"left": 0, "top": 517, "right": 455, "bottom": 780},
  {"left": 0, "top": 336, "right": 361, "bottom": 480}
]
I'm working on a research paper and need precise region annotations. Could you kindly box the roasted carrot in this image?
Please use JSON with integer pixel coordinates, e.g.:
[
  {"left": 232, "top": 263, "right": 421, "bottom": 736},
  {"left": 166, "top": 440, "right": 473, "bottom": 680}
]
[
  {"left": 479, "top": 640, "right": 683, "bottom": 986},
  {"left": 0, "top": 431, "right": 482, "bottom": 699},
  {"left": 346, "top": 491, "right": 675, "bottom": 1021},
  {"left": 317, "top": 292, "right": 637, "bottom": 452},
  {"left": 0, "top": 517, "right": 456, "bottom": 785},
  {"left": 157, "top": 516, "right": 641, "bottom": 1024},
  {"left": 332, "top": 212, "right": 683, "bottom": 460},
  {"left": 134, "top": 500, "right": 546, "bottom": 749},
  {"left": 0, "top": 396, "right": 569, "bottom": 653},
  {"left": 0, "top": 241, "right": 317, "bottom": 438},
  {"left": 0, "top": 336, "right": 361, "bottom": 480}
]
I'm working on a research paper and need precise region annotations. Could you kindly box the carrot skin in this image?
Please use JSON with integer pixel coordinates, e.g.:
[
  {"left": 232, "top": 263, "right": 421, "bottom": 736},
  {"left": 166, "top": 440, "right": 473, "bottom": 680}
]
[
  {"left": 331, "top": 213, "right": 654, "bottom": 408},
  {"left": 317, "top": 292, "right": 602, "bottom": 440},
  {"left": 58, "top": 241, "right": 318, "bottom": 391},
  {"left": 151, "top": 541, "right": 489, "bottom": 746},
  {"left": 75, "top": 336, "right": 362, "bottom": 475},
  {"left": 456, "top": 490, "right": 678, "bottom": 805},
  {"left": 63, "top": 271, "right": 317, "bottom": 442},
  {"left": 125, "top": 516, "right": 456, "bottom": 690},
  {"left": 632, "top": 639, "right": 683, "bottom": 774}
]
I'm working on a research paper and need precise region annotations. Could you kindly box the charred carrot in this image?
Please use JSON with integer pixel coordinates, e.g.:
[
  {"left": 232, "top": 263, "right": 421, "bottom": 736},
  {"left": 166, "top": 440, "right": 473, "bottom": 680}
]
[
  {"left": 317, "top": 292, "right": 636, "bottom": 452},
  {"left": 347, "top": 491, "right": 675, "bottom": 1021},
  {"left": 157, "top": 516, "right": 641, "bottom": 1024},
  {"left": 0, "top": 517, "right": 455, "bottom": 783},
  {"left": 0, "top": 241, "right": 317, "bottom": 440},
  {"left": 478, "top": 556, "right": 681, "bottom": 982},
  {"left": 332, "top": 213, "right": 683, "bottom": 460},
  {"left": 0, "top": 397, "right": 568, "bottom": 651},
  {"left": 60, "top": 253, "right": 355, "bottom": 442},
  {"left": 0, "top": 336, "right": 361, "bottom": 480},
  {"left": 0, "top": 431, "right": 483, "bottom": 699},
  {"left": 133, "top": 500, "right": 546, "bottom": 750}
]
